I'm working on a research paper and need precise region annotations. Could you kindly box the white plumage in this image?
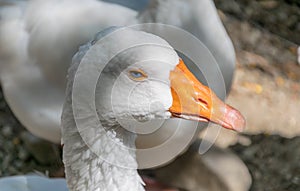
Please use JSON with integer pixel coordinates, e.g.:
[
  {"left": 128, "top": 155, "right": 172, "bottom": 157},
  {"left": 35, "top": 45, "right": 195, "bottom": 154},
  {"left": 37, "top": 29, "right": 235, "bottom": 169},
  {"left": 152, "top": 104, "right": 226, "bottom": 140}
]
[
  {"left": 0, "top": 1, "right": 243, "bottom": 191},
  {"left": 62, "top": 28, "right": 179, "bottom": 190}
]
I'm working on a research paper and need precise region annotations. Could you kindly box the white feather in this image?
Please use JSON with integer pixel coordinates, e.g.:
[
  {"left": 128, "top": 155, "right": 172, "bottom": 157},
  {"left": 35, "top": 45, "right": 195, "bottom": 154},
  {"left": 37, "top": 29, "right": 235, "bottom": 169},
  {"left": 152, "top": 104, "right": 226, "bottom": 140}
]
[{"left": 0, "top": 1, "right": 236, "bottom": 190}]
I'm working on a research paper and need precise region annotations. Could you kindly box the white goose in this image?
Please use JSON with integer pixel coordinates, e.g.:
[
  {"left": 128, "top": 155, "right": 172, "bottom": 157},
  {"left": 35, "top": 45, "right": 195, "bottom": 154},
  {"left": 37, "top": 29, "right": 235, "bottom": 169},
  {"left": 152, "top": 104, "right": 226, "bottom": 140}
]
[
  {"left": 63, "top": 27, "right": 245, "bottom": 190},
  {"left": 0, "top": 0, "right": 235, "bottom": 145}
]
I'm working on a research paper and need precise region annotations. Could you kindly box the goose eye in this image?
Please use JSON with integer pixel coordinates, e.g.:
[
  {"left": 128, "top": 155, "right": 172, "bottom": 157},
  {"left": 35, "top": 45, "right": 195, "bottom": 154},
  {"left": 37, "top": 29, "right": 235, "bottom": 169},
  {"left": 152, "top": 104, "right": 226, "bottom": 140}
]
[{"left": 128, "top": 69, "right": 148, "bottom": 81}]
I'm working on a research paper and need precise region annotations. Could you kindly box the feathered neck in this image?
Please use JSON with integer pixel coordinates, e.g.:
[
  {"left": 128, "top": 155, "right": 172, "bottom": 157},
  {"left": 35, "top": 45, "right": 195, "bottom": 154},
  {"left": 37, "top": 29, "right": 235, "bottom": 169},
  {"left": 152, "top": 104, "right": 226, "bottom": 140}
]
[
  {"left": 62, "top": 70, "right": 145, "bottom": 191},
  {"left": 61, "top": 39, "right": 145, "bottom": 191},
  {"left": 62, "top": 111, "right": 144, "bottom": 191}
]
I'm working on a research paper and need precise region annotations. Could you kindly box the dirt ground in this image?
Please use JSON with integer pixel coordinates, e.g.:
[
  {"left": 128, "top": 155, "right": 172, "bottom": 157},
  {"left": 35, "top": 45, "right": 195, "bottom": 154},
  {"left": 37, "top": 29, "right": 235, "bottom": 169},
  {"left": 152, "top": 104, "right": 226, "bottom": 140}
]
[
  {"left": 215, "top": 1, "right": 300, "bottom": 190},
  {"left": 0, "top": 0, "right": 299, "bottom": 191}
]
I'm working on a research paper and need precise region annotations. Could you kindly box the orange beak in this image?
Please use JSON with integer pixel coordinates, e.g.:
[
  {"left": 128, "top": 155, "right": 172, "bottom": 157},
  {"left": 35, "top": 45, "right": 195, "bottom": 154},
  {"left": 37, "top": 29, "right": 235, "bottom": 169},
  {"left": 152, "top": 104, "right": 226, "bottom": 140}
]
[{"left": 169, "top": 59, "right": 245, "bottom": 132}]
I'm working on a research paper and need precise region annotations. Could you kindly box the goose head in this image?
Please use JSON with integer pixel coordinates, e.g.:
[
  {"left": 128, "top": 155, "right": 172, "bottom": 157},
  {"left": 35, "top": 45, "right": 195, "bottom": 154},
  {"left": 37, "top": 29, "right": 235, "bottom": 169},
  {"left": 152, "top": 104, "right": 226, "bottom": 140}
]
[{"left": 89, "top": 27, "right": 245, "bottom": 134}]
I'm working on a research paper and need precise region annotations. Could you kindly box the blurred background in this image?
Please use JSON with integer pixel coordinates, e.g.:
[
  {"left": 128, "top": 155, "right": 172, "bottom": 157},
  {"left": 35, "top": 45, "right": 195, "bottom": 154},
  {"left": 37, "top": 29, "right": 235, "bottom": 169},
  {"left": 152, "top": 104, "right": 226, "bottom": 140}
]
[{"left": 0, "top": 0, "right": 299, "bottom": 191}]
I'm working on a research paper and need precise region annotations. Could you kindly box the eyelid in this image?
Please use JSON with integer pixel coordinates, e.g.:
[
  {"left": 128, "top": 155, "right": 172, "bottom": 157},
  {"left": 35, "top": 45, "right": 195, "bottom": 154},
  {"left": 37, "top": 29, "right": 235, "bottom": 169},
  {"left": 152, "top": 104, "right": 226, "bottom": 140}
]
[{"left": 128, "top": 69, "right": 148, "bottom": 81}]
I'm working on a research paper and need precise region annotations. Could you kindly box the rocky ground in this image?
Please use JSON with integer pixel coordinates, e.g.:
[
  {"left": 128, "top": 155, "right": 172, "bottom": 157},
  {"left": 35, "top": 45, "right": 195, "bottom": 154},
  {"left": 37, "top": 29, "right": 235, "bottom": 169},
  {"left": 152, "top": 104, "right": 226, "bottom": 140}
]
[
  {"left": 215, "top": 0, "right": 300, "bottom": 191},
  {"left": 0, "top": 89, "right": 63, "bottom": 177},
  {"left": 0, "top": 0, "right": 299, "bottom": 191},
  {"left": 232, "top": 135, "right": 300, "bottom": 191}
]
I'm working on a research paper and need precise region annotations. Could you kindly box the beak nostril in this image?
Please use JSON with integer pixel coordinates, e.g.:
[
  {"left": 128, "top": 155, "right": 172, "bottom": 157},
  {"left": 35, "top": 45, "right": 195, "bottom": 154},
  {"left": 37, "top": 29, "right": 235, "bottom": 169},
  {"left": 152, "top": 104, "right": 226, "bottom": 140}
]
[{"left": 193, "top": 97, "right": 209, "bottom": 110}]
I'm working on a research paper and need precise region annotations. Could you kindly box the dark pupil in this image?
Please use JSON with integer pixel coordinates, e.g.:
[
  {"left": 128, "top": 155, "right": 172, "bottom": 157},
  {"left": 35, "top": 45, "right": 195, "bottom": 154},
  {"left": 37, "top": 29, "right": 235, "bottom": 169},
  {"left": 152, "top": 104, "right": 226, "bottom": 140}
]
[{"left": 131, "top": 71, "right": 143, "bottom": 78}]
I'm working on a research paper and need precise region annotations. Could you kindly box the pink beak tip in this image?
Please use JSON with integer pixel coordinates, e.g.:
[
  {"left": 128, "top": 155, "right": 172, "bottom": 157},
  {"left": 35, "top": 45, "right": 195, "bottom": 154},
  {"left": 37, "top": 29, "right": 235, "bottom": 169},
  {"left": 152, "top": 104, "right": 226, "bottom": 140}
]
[{"left": 225, "top": 105, "right": 246, "bottom": 133}]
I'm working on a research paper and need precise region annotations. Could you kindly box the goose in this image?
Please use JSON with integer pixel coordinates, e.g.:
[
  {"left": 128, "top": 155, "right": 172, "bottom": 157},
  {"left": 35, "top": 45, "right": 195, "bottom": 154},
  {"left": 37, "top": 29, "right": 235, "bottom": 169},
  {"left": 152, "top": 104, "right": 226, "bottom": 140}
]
[
  {"left": 0, "top": 0, "right": 235, "bottom": 146},
  {"left": 67, "top": 27, "right": 247, "bottom": 190},
  {"left": 7, "top": 27, "right": 242, "bottom": 191}
]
